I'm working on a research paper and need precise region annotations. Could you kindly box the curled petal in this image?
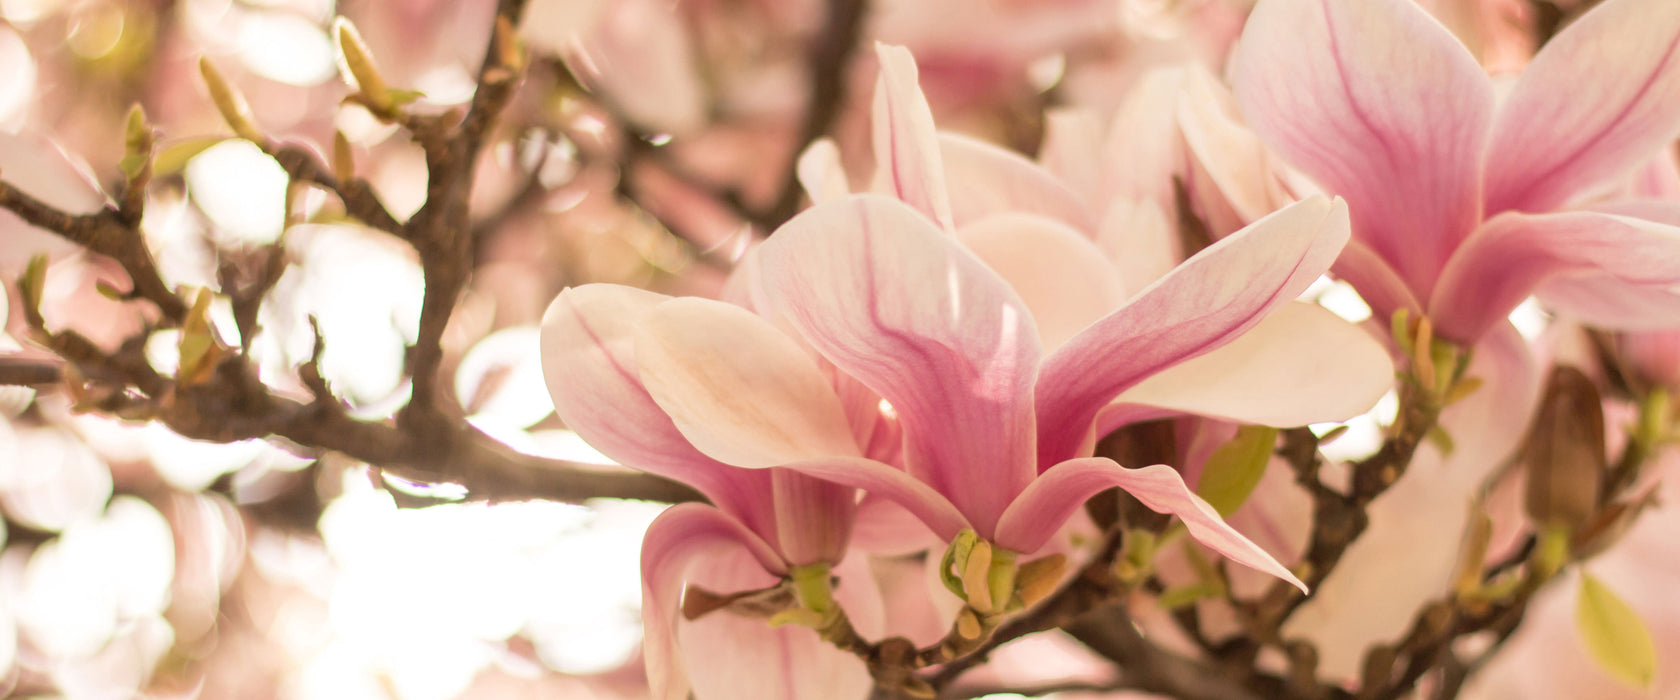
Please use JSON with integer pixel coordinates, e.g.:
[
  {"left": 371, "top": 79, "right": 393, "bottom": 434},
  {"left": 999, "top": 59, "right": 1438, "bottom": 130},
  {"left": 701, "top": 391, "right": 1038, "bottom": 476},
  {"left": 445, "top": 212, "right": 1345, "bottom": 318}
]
[
  {"left": 1233, "top": 0, "right": 1492, "bottom": 296},
  {"left": 1483, "top": 0, "right": 1680, "bottom": 214},
  {"left": 1115, "top": 302, "right": 1395, "bottom": 427},
  {"left": 760, "top": 195, "right": 1040, "bottom": 535},
  {"left": 1429, "top": 211, "right": 1680, "bottom": 340},
  {"left": 797, "top": 138, "right": 853, "bottom": 204},
  {"left": 1332, "top": 238, "right": 1424, "bottom": 327},
  {"left": 540, "top": 286, "right": 774, "bottom": 530},
  {"left": 872, "top": 43, "right": 953, "bottom": 230},
  {"left": 1036, "top": 197, "right": 1350, "bottom": 466},
  {"left": 995, "top": 458, "right": 1306, "bottom": 592},
  {"left": 780, "top": 456, "right": 970, "bottom": 544},
  {"left": 635, "top": 296, "right": 861, "bottom": 467},
  {"left": 641, "top": 505, "right": 786, "bottom": 700}
]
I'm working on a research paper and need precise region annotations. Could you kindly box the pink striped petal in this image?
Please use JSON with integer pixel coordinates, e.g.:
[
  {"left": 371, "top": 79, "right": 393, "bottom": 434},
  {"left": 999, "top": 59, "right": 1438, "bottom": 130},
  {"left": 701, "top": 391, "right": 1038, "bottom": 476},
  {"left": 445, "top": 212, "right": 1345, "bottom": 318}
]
[
  {"left": 1429, "top": 211, "right": 1680, "bottom": 340},
  {"left": 1036, "top": 196, "right": 1350, "bottom": 466},
  {"left": 641, "top": 504, "right": 786, "bottom": 700},
  {"left": 1332, "top": 238, "right": 1424, "bottom": 328},
  {"left": 770, "top": 468, "right": 857, "bottom": 566},
  {"left": 994, "top": 458, "right": 1306, "bottom": 592},
  {"left": 940, "top": 133, "right": 1096, "bottom": 233},
  {"left": 539, "top": 286, "right": 775, "bottom": 532},
  {"left": 1483, "top": 0, "right": 1680, "bottom": 214},
  {"left": 1537, "top": 275, "right": 1680, "bottom": 331},
  {"left": 958, "top": 213, "right": 1127, "bottom": 351},
  {"left": 1114, "top": 302, "right": 1395, "bottom": 427},
  {"left": 872, "top": 43, "right": 953, "bottom": 230},
  {"left": 849, "top": 493, "right": 940, "bottom": 556},
  {"left": 780, "top": 456, "right": 969, "bottom": 542},
  {"left": 1233, "top": 0, "right": 1493, "bottom": 296},
  {"left": 634, "top": 296, "right": 862, "bottom": 467},
  {"left": 759, "top": 195, "right": 1040, "bottom": 534}
]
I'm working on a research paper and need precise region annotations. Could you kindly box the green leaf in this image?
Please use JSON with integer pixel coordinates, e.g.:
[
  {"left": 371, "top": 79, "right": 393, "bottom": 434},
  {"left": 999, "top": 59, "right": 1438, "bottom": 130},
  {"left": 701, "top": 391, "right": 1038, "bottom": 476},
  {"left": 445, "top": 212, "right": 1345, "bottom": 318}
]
[
  {"left": 153, "top": 137, "right": 227, "bottom": 178},
  {"left": 1195, "top": 426, "right": 1278, "bottom": 517},
  {"left": 1576, "top": 572, "right": 1657, "bottom": 690}
]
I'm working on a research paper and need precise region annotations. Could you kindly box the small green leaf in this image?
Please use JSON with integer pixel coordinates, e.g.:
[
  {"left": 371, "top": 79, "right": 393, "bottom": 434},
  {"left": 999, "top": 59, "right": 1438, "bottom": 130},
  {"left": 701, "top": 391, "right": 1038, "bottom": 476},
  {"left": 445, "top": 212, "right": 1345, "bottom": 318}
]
[
  {"left": 1157, "top": 582, "right": 1223, "bottom": 611},
  {"left": 153, "top": 137, "right": 227, "bottom": 177},
  {"left": 1576, "top": 572, "right": 1657, "bottom": 690},
  {"left": 1195, "top": 425, "right": 1278, "bottom": 517},
  {"left": 384, "top": 88, "right": 427, "bottom": 108}
]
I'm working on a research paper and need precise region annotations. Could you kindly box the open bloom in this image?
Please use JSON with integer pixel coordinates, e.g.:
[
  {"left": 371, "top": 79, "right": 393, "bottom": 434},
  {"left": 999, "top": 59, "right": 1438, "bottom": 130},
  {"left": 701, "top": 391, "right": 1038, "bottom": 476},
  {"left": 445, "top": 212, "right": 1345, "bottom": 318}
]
[
  {"left": 541, "top": 285, "right": 878, "bottom": 700},
  {"left": 622, "top": 190, "right": 1372, "bottom": 601},
  {"left": 1233, "top": 0, "right": 1680, "bottom": 342}
]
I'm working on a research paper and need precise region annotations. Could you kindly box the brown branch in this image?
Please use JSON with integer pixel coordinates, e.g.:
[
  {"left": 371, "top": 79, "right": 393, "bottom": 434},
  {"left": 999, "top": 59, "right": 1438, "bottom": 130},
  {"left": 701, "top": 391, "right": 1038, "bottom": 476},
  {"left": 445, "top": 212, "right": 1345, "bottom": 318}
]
[
  {"left": 0, "top": 357, "right": 63, "bottom": 387},
  {"left": 0, "top": 181, "right": 187, "bottom": 322},
  {"left": 270, "top": 144, "right": 405, "bottom": 236}
]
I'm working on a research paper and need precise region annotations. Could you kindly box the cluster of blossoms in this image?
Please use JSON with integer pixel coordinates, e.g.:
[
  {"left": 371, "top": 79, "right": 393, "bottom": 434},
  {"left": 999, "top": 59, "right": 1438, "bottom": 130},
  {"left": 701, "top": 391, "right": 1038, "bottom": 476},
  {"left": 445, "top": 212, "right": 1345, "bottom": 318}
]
[{"left": 538, "top": 0, "right": 1680, "bottom": 695}]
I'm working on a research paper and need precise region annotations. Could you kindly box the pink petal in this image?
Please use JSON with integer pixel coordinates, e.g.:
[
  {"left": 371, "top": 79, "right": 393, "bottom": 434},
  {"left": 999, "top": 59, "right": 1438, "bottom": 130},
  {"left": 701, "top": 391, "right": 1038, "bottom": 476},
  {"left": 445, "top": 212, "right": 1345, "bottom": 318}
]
[
  {"left": 1039, "top": 108, "right": 1107, "bottom": 213},
  {"left": 779, "top": 455, "right": 970, "bottom": 544},
  {"left": 1233, "top": 0, "right": 1493, "bottom": 297},
  {"left": 1176, "top": 62, "right": 1289, "bottom": 232},
  {"left": 1483, "top": 0, "right": 1680, "bottom": 214},
  {"left": 1035, "top": 196, "right": 1350, "bottom": 466},
  {"left": 994, "top": 458, "right": 1306, "bottom": 592},
  {"left": 796, "top": 138, "right": 853, "bottom": 204},
  {"left": 1537, "top": 275, "right": 1680, "bottom": 331},
  {"left": 1429, "top": 211, "right": 1680, "bottom": 340},
  {"left": 1114, "top": 302, "right": 1395, "bottom": 427},
  {"left": 1332, "top": 238, "right": 1424, "bottom": 328},
  {"left": 539, "top": 286, "right": 775, "bottom": 532},
  {"left": 940, "top": 133, "right": 1095, "bottom": 233},
  {"left": 1095, "top": 198, "right": 1179, "bottom": 296},
  {"left": 640, "top": 504, "right": 786, "bottom": 700},
  {"left": 1103, "top": 67, "right": 1189, "bottom": 213},
  {"left": 770, "top": 468, "right": 857, "bottom": 566},
  {"left": 957, "top": 213, "right": 1127, "bottom": 351},
  {"left": 634, "top": 296, "right": 862, "bottom": 467},
  {"left": 759, "top": 195, "right": 1040, "bottom": 535},
  {"left": 849, "top": 493, "right": 940, "bottom": 556},
  {"left": 871, "top": 43, "right": 953, "bottom": 230}
]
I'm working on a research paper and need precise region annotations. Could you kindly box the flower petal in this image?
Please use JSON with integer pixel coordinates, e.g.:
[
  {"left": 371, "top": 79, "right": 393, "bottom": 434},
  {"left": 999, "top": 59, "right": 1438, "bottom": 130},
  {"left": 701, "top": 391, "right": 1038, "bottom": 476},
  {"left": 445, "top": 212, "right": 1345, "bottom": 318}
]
[
  {"left": 640, "top": 504, "right": 786, "bottom": 700},
  {"left": 1104, "top": 67, "right": 1188, "bottom": 212},
  {"left": 940, "top": 133, "right": 1095, "bottom": 232},
  {"left": 1177, "top": 62, "right": 1289, "bottom": 234},
  {"left": 540, "top": 286, "right": 775, "bottom": 530},
  {"left": 781, "top": 455, "right": 970, "bottom": 542},
  {"left": 797, "top": 137, "right": 853, "bottom": 204},
  {"left": 771, "top": 468, "right": 857, "bottom": 566},
  {"left": 1115, "top": 302, "right": 1395, "bottom": 427},
  {"left": 1233, "top": 0, "right": 1493, "bottom": 296},
  {"left": 1332, "top": 238, "right": 1424, "bottom": 328},
  {"left": 958, "top": 213, "right": 1127, "bottom": 351},
  {"left": 1537, "top": 275, "right": 1680, "bottom": 331},
  {"left": 994, "top": 458, "right": 1306, "bottom": 592},
  {"left": 1035, "top": 196, "right": 1350, "bottom": 466},
  {"left": 635, "top": 296, "right": 862, "bottom": 467},
  {"left": 1483, "top": 0, "right": 1680, "bottom": 214},
  {"left": 1429, "top": 211, "right": 1680, "bottom": 340},
  {"left": 871, "top": 43, "right": 953, "bottom": 230},
  {"left": 759, "top": 195, "right": 1040, "bottom": 535},
  {"left": 1095, "top": 198, "right": 1179, "bottom": 297},
  {"left": 1039, "top": 108, "right": 1107, "bottom": 213}
]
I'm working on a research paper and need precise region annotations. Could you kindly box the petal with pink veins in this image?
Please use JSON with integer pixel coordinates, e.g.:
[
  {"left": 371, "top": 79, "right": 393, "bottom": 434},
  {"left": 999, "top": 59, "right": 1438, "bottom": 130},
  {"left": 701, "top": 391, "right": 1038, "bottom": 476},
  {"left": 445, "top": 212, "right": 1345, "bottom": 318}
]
[
  {"left": 994, "top": 458, "right": 1306, "bottom": 592},
  {"left": 1176, "top": 62, "right": 1288, "bottom": 231},
  {"left": 760, "top": 195, "right": 1041, "bottom": 535},
  {"left": 1332, "top": 238, "right": 1424, "bottom": 328},
  {"left": 780, "top": 456, "right": 970, "bottom": 544},
  {"left": 871, "top": 43, "right": 953, "bottom": 230},
  {"left": 539, "top": 286, "right": 775, "bottom": 531},
  {"left": 1483, "top": 0, "right": 1680, "bottom": 214},
  {"left": 640, "top": 504, "right": 787, "bottom": 700},
  {"left": 634, "top": 296, "right": 862, "bottom": 467},
  {"left": 1429, "top": 211, "right": 1680, "bottom": 340},
  {"left": 1233, "top": 0, "right": 1493, "bottom": 296},
  {"left": 958, "top": 213, "right": 1127, "bottom": 351},
  {"left": 1036, "top": 196, "right": 1350, "bottom": 466},
  {"left": 1114, "top": 302, "right": 1395, "bottom": 427}
]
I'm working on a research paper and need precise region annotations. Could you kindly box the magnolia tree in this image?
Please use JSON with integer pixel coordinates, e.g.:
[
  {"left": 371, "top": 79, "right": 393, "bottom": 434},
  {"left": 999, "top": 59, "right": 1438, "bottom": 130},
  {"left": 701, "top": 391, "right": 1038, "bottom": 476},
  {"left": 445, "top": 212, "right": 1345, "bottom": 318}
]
[{"left": 1, "top": 0, "right": 1678, "bottom": 698}]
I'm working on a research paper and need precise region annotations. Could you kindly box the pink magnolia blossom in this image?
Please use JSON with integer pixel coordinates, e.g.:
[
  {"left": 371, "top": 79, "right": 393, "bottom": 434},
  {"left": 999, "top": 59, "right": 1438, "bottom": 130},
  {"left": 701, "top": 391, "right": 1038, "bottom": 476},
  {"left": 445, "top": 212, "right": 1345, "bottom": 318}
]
[
  {"left": 540, "top": 285, "right": 877, "bottom": 700},
  {"left": 1233, "top": 0, "right": 1680, "bottom": 343}
]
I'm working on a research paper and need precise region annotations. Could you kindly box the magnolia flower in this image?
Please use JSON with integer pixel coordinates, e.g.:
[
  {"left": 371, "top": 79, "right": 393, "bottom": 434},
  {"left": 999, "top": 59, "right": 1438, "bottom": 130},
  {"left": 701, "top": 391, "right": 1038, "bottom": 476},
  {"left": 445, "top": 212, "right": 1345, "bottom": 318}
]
[
  {"left": 632, "top": 190, "right": 1373, "bottom": 606},
  {"left": 541, "top": 285, "right": 878, "bottom": 700},
  {"left": 1233, "top": 0, "right": 1680, "bottom": 343}
]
